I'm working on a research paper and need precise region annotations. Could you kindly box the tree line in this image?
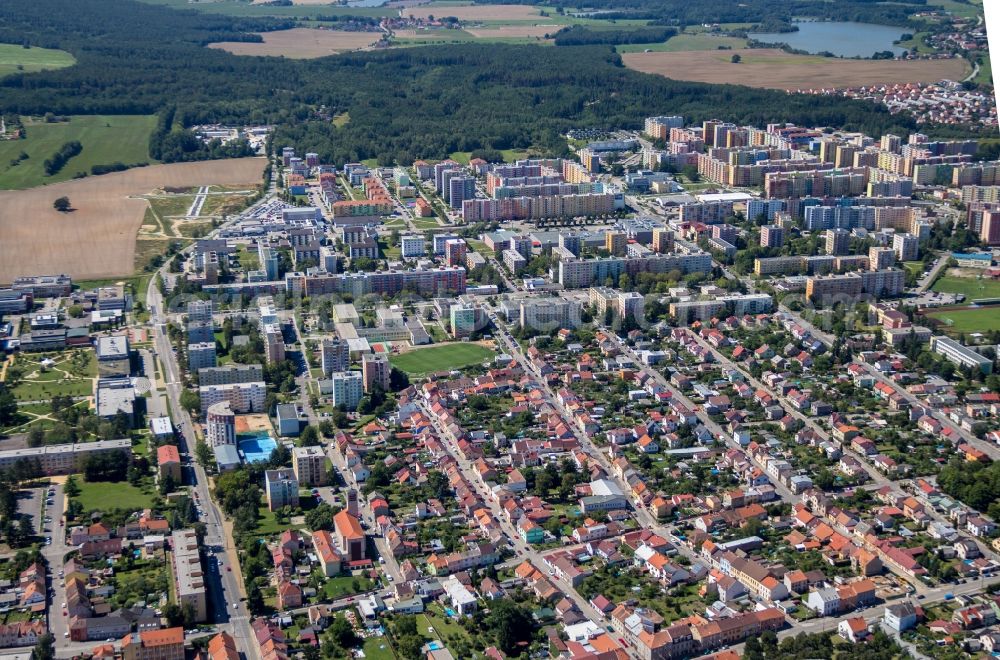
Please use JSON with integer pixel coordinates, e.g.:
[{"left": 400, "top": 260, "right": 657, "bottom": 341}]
[
  {"left": 43, "top": 140, "right": 81, "bottom": 176},
  {"left": 552, "top": 25, "right": 677, "bottom": 46}
]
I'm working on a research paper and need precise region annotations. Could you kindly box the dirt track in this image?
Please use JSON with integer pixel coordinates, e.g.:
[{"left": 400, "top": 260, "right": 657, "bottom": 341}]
[
  {"left": 0, "top": 158, "right": 265, "bottom": 283},
  {"left": 622, "top": 49, "right": 971, "bottom": 90}
]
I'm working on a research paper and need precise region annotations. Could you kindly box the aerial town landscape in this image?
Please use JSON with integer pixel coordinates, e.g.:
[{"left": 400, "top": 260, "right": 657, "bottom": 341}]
[{"left": 0, "top": 0, "right": 1000, "bottom": 660}]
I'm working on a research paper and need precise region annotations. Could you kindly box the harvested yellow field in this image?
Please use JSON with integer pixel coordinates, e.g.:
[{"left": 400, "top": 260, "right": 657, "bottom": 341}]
[
  {"left": 622, "top": 49, "right": 971, "bottom": 90},
  {"left": 0, "top": 158, "right": 266, "bottom": 283},
  {"left": 209, "top": 28, "right": 380, "bottom": 58},
  {"left": 465, "top": 25, "right": 559, "bottom": 38},
  {"left": 405, "top": 4, "right": 541, "bottom": 21}
]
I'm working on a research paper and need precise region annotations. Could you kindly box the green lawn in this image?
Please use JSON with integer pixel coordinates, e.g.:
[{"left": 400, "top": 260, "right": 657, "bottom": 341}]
[
  {"left": 926, "top": 306, "right": 1000, "bottom": 334},
  {"left": 389, "top": 343, "right": 494, "bottom": 375},
  {"left": 362, "top": 637, "right": 396, "bottom": 660},
  {"left": 73, "top": 479, "right": 155, "bottom": 513},
  {"left": 0, "top": 43, "right": 75, "bottom": 77},
  {"left": 322, "top": 574, "right": 375, "bottom": 599},
  {"left": 0, "top": 115, "right": 157, "bottom": 189},
  {"left": 255, "top": 505, "right": 304, "bottom": 536},
  {"left": 931, "top": 274, "right": 1000, "bottom": 301},
  {"left": 10, "top": 350, "right": 96, "bottom": 401}
]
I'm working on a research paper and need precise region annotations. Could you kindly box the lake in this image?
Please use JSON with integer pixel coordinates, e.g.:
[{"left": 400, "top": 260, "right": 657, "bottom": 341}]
[{"left": 749, "top": 21, "right": 908, "bottom": 58}]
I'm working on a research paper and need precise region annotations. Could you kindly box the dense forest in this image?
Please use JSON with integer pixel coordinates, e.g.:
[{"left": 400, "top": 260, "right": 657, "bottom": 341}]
[
  {"left": 552, "top": 26, "right": 677, "bottom": 47},
  {"left": 0, "top": 0, "right": 962, "bottom": 166},
  {"left": 476, "top": 0, "right": 931, "bottom": 30}
]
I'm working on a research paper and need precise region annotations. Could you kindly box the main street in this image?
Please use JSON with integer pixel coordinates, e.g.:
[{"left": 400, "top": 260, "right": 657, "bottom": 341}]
[{"left": 132, "top": 165, "right": 278, "bottom": 660}]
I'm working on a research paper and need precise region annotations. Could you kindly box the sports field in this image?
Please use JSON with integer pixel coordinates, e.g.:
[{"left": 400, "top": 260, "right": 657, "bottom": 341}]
[
  {"left": 622, "top": 48, "right": 970, "bottom": 90},
  {"left": 0, "top": 115, "right": 156, "bottom": 190},
  {"left": 931, "top": 274, "right": 1000, "bottom": 301},
  {"left": 0, "top": 43, "right": 75, "bottom": 78},
  {"left": 926, "top": 307, "right": 1000, "bottom": 334},
  {"left": 389, "top": 343, "right": 494, "bottom": 375}
]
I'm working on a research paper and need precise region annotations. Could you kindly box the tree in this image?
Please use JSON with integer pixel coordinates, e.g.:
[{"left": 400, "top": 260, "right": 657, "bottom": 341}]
[
  {"left": 304, "top": 503, "right": 337, "bottom": 532},
  {"left": 179, "top": 389, "right": 200, "bottom": 413},
  {"left": 730, "top": 53, "right": 742, "bottom": 64},
  {"left": 194, "top": 441, "right": 213, "bottom": 469},
  {"left": 0, "top": 387, "right": 17, "bottom": 426},
  {"left": 159, "top": 472, "right": 177, "bottom": 496},
  {"left": 389, "top": 367, "right": 410, "bottom": 392},
  {"left": 327, "top": 617, "right": 358, "bottom": 650},
  {"left": 30, "top": 633, "right": 54, "bottom": 660},
  {"left": 52, "top": 197, "right": 71, "bottom": 212},
  {"left": 486, "top": 600, "right": 532, "bottom": 655},
  {"left": 299, "top": 425, "right": 320, "bottom": 447},
  {"left": 63, "top": 475, "right": 80, "bottom": 497}
]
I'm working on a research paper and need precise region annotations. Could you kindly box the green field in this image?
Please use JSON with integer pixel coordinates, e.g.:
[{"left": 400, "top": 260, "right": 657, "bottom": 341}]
[
  {"left": 0, "top": 115, "right": 157, "bottom": 189},
  {"left": 0, "top": 43, "right": 75, "bottom": 78},
  {"left": 617, "top": 32, "right": 747, "bottom": 53},
  {"left": 389, "top": 343, "right": 494, "bottom": 375},
  {"left": 73, "top": 479, "right": 155, "bottom": 513},
  {"left": 926, "top": 306, "right": 1000, "bottom": 334},
  {"left": 932, "top": 274, "right": 1000, "bottom": 301}
]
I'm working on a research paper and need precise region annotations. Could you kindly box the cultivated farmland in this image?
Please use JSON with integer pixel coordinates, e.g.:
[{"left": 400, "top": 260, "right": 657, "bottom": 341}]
[
  {"left": 622, "top": 48, "right": 971, "bottom": 90},
  {"left": 208, "top": 28, "right": 381, "bottom": 58},
  {"left": 0, "top": 158, "right": 266, "bottom": 283},
  {"left": 464, "top": 25, "right": 560, "bottom": 39}
]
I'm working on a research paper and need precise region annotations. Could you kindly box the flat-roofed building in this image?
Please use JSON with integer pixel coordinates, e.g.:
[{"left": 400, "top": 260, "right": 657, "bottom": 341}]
[
  {"left": 11, "top": 274, "right": 72, "bottom": 298},
  {"left": 264, "top": 469, "right": 299, "bottom": 511},
  {"left": 187, "top": 342, "right": 217, "bottom": 372},
  {"left": 292, "top": 446, "right": 327, "bottom": 487},
  {"left": 170, "top": 529, "right": 206, "bottom": 622},
  {"left": 670, "top": 294, "right": 773, "bottom": 324},
  {"left": 329, "top": 371, "right": 363, "bottom": 411},
  {"left": 205, "top": 401, "right": 236, "bottom": 447},
  {"left": 0, "top": 439, "right": 131, "bottom": 475},
  {"left": 197, "top": 363, "right": 264, "bottom": 387},
  {"left": 321, "top": 338, "right": 350, "bottom": 377},
  {"left": 96, "top": 334, "right": 131, "bottom": 377},
  {"left": 930, "top": 335, "right": 994, "bottom": 375},
  {"left": 519, "top": 298, "right": 581, "bottom": 331},
  {"left": 199, "top": 381, "right": 266, "bottom": 415},
  {"left": 362, "top": 353, "right": 390, "bottom": 393}
]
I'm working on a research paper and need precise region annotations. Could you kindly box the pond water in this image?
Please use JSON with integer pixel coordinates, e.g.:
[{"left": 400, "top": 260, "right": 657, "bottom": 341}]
[{"left": 749, "top": 21, "right": 908, "bottom": 58}]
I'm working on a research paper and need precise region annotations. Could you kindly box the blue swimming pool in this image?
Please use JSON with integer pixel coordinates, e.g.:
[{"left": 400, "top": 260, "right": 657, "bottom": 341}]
[{"left": 238, "top": 433, "right": 278, "bottom": 464}]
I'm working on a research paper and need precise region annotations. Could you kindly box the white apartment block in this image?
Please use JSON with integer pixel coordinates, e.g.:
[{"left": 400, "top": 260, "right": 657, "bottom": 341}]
[{"left": 199, "top": 381, "right": 267, "bottom": 414}]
